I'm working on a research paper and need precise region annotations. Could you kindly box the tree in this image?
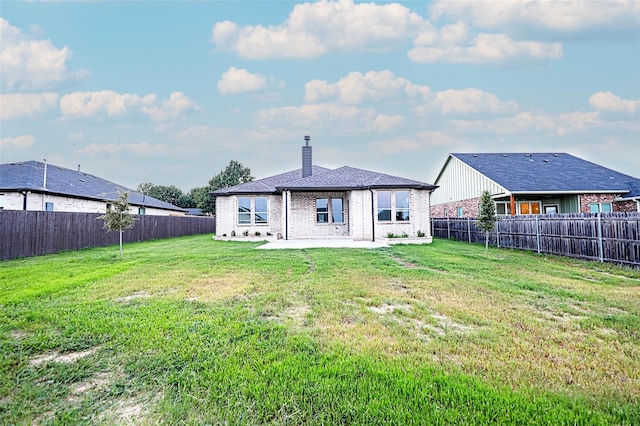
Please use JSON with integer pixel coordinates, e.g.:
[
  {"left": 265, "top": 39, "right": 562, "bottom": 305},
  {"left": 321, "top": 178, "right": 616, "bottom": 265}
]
[
  {"left": 204, "top": 160, "right": 254, "bottom": 214},
  {"left": 188, "top": 186, "right": 213, "bottom": 213},
  {"left": 97, "top": 191, "right": 136, "bottom": 256},
  {"left": 477, "top": 190, "right": 498, "bottom": 255}
]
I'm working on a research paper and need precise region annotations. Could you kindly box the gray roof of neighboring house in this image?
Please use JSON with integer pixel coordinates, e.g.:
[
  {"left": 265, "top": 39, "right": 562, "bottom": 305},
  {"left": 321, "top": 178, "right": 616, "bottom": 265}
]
[
  {"left": 0, "top": 160, "right": 185, "bottom": 211},
  {"left": 449, "top": 153, "right": 640, "bottom": 198},
  {"left": 212, "top": 165, "right": 436, "bottom": 196}
]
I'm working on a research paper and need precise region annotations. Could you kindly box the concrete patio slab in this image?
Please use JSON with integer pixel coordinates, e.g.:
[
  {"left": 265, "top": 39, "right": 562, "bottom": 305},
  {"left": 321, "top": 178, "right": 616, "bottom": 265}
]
[{"left": 256, "top": 239, "right": 388, "bottom": 249}]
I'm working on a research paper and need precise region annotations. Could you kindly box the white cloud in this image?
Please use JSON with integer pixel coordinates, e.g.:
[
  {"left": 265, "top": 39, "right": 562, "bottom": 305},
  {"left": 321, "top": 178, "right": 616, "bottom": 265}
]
[
  {"left": 212, "top": 0, "right": 424, "bottom": 59},
  {"left": 305, "top": 70, "right": 431, "bottom": 104},
  {"left": 258, "top": 103, "right": 376, "bottom": 129},
  {"left": 371, "top": 114, "right": 405, "bottom": 133},
  {"left": 453, "top": 111, "right": 601, "bottom": 136},
  {"left": 142, "top": 92, "right": 200, "bottom": 121},
  {"left": 217, "top": 67, "right": 267, "bottom": 95},
  {"left": 429, "top": 0, "right": 640, "bottom": 38},
  {"left": 0, "top": 134, "right": 36, "bottom": 148},
  {"left": 59, "top": 90, "right": 157, "bottom": 118},
  {"left": 589, "top": 92, "right": 639, "bottom": 114},
  {"left": 0, "top": 92, "right": 58, "bottom": 120},
  {"left": 415, "top": 88, "right": 518, "bottom": 115},
  {"left": 78, "top": 142, "right": 171, "bottom": 156},
  {"left": 408, "top": 33, "right": 562, "bottom": 65},
  {"left": 0, "top": 18, "right": 88, "bottom": 91}
]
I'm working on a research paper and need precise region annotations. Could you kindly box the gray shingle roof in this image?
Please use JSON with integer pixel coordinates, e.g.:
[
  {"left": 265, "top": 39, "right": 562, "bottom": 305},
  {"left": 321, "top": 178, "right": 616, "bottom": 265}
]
[
  {"left": 0, "top": 161, "right": 185, "bottom": 211},
  {"left": 452, "top": 153, "right": 640, "bottom": 197},
  {"left": 211, "top": 166, "right": 331, "bottom": 195},
  {"left": 211, "top": 165, "right": 436, "bottom": 195}
]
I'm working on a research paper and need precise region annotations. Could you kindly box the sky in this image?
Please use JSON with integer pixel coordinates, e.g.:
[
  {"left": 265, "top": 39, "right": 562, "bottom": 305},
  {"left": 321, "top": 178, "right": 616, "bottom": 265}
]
[{"left": 1, "top": 0, "right": 639, "bottom": 193}]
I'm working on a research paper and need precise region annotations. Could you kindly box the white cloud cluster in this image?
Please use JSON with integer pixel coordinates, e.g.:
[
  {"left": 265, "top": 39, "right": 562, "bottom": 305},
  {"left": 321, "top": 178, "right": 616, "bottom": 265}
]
[
  {"left": 416, "top": 88, "right": 518, "bottom": 115},
  {"left": 408, "top": 32, "right": 563, "bottom": 65},
  {"left": 79, "top": 141, "right": 171, "bottom": 156},
  {"left": 305, "top": 70, "right": 431, "bottom": 104},
  {"left": 429, "top": 0, "right": 640, "bottom": 37},
  {"left": 142, "top": 92, "right": 200, "bottom": 121},
  {"left": 304, "top": 70, "right": 516, "bottom": 116},
  {"left": 0, "top": 18, "right": 87, "bottom": 91},
  {"left": 212, "top": 1, "right": 638, "bottom": 67},
  {"left": 589, "top": 92, "right": 639, "bottom": 114},
  {"left": 258, "top": 103, "right": 376, "bottom": 129},
  {"left": 0, "top": 134, "right": 36, "bottom": 149},
  {"left": 0, "top": 92, "right": 58, "bottom": 120},
  {"left": 218, "top": 67, "right": 267, "bottom": 94},
  {"left": 60, "top": 90, "right": 157, "bottom": 118},
  {"left": 453, "top": 111, "right": 601, "bottom": 136},
  {"left": 212, "top": 0, "right": 423, "bottom": 59}
]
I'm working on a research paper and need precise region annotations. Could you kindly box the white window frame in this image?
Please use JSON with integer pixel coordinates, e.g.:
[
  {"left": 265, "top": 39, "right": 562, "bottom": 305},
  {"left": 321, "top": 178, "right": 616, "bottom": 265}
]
[
  {"left": 377, "top": 190, "right": 411, "bottom": 223},
  {"left": 316, "top": 197, "right": 344, "bottom": 224},
  {"left": 589, "top": 202, "right": 612, "bottom": 213},
  {"left": 237, "top": 196, "right": 269, "bottom": 226},
  {"left": 518, "top": 201, "right": 541, "bottom": 215}
]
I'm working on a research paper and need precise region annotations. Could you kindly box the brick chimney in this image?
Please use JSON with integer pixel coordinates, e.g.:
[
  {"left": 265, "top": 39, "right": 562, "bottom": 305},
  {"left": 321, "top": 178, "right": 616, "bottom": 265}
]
[{"left": 302, "top": 135, "right": 312, "bottom": 178}]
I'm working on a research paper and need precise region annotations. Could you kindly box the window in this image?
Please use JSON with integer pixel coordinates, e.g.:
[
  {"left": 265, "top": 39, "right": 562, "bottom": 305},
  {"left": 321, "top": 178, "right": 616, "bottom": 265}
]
[
  {"left": 238, "top": 196, "right": 268, "bottom": 225},
  {"left": 255, "top": 197, "right": 268, "bottom": 224},
  {"left": 377, "top": 191, "right": 392, "bottom": 221},
  {"left": 106, "top": 203, "right": 112, "bottom": 212},
  {"left": 138, "top": 207, "right": 146, "bottom": 215},
  {"left": 496, "top": 202, "right": 512, "bottom": 215},
  {"left": 316, "top": 198, "right": 329, "bottom": 223},
  {"left": 45, "top": 202, "right": 54, "bottom": 212},
  {"left": 238, "top": 197, "right": 251, "bottom": 224},
  {"left": 590, "top": 202, "right": 612, "bottom": 213},
  {"left": 316, "top": 197, "right": 344, "bottom": 224},
  {"left": 377, "top": 190, "right": 411, "bottom": 222},
  {"left": 457, "top": 207, "right": 464, "bottom": 218},
  {"left": 331, "top": 198, "right": 344, "bottom": 223},
  {"left": 518, "top": 202, "right": 540, "bottom": 215},
  {"left": 395, "top": 191, "right": 410, "bottom": 221},
  {"left": 544, "top": 205, "right": 559, "bottom": 214}
]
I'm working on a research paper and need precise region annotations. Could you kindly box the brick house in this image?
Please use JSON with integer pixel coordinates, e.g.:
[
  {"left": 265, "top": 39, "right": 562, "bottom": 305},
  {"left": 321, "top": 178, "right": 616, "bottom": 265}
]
[
  {"left": 212, "top": 137, "right": 437, "bottom": 242},
  {"left": 0, "top": 160, "right": 185, "bottom": 216},
  {"left": 430, "top": 153, "right": 640, "bottom": 217}
]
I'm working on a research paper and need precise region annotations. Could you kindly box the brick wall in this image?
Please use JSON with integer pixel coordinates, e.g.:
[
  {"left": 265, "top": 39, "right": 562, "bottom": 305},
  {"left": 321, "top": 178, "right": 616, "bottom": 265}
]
[
  {"left": 579, "top": 194, "right": 617, "bottom": 213},
  {"left": 288, "top": 191, "right": 350, "bottom": 238},
  {"left": 430, "top": 197, "right": 481, "bottom": 218}
]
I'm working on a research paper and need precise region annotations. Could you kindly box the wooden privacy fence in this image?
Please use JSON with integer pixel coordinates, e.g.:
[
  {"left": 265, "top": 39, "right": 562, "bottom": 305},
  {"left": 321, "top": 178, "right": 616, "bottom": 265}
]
[
  {"left": 431, "top": 212, "right": 640, "bottom": 267},
  {"left": 0, "top": 211, "right": 216, "bottom": 261}
]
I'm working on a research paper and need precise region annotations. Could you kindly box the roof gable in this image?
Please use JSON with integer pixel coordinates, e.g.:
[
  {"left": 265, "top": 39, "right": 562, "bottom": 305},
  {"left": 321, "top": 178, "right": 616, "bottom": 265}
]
[
  {"left": 451, "top": 153, "right": 639, "bottom": 194},
  {"left": 0, "top": 161, "right": 184, "bottom": 211}
]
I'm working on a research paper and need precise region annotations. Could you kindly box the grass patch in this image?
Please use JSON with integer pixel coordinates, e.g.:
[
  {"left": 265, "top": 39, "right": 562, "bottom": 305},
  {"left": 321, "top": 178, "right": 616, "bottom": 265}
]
[{"left": 1, "top": 236, "right": 638, "bottom": 424}]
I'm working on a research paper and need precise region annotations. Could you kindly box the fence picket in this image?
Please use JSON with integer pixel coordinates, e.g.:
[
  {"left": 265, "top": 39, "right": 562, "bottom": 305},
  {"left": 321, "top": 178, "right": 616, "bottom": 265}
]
[
  {"left": 0, "top": 211, "right": 216, "bottom": 261},
  {"left": 432, "top": 213, "right": 640, "bottom": 267}
]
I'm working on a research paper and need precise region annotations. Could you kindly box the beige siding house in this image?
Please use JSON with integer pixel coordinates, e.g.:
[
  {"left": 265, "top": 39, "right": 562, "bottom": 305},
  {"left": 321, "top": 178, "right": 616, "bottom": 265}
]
[
  {"left": 431, "top": 153, "right": 640, "bottom": 217},
  {"left": 212, "top": 138, "right": 437, "bottom": 242}
]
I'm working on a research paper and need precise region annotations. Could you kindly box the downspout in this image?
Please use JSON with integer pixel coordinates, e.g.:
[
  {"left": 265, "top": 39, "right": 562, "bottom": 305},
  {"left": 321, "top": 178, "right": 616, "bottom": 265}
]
[
  {"left": 369, "top": 188, "right": 375, "bottom": 242},
  {"left": 285, "top": 190, "right": 289, "bottom": 240},
  {"left": 21, "top": 191, "right": 28, "bottom": 210}
]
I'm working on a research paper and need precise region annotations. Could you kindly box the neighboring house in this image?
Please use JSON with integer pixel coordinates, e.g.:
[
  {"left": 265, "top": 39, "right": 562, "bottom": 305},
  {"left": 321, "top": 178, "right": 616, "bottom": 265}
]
[
  {"left": 431, "top": 153, "right": 640, "bottom": 217},
  {"left": 212, "top": 137, "right": 437, "bottom": 241},
  {"left": 185, "top": 208, "right": 207, "bottom": 216},
  {"left": 0, "top": 160, "right": 185, "bottom": 216}
]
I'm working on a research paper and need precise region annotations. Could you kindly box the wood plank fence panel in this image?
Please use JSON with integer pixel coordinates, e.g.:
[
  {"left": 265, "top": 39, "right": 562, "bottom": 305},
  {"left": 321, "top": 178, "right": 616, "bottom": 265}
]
[
  {"left": 0, "top": 211, "right": 216, "bottom": 261},
  {"left": 432, "top": 212, "right": 640, "bottom": 267}
]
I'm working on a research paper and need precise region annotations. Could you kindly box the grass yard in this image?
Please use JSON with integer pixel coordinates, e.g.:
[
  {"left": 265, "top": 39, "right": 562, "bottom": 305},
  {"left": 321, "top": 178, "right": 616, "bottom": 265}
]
[{"left": 1, "top": 236, "right": 638, "bottom": 425}]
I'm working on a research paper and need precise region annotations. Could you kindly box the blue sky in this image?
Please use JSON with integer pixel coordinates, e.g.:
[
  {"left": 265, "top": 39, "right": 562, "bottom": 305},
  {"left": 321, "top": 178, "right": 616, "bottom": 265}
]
[{"left": 1, "top": 0, "right": 639, "bottom": 192}]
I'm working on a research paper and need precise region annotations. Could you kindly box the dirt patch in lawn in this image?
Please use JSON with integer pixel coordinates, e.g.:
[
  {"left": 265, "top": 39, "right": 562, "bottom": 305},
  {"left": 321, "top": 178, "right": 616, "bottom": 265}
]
[
  {"left": 29, "top": 347, "right": 100, "bottom": 367},
  {"left": 98, "top": 393, "right": 157, "bottom": 424},
  {"left": 115, "top": 291, "right": 151, "bottom": 302}
]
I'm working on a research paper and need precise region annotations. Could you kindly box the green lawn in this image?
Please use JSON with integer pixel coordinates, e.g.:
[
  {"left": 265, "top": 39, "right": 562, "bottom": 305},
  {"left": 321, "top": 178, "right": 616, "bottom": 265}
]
[{"left": 1, "top": 236, "right": 638, "bottom": 425}]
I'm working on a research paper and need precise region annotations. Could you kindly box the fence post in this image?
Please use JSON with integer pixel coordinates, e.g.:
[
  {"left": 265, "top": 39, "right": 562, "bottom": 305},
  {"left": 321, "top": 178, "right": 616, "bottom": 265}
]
[
  {"left": 536, "top": 215, "right": 541, "bottom": 254},
  {"left": 467, "top": 217, "right": 472, "bottom": 243},
  {"left": 447, "top": 217, "right": 451, "bottom": 239},
  {"left": 496, "top": 220, "right": 500, "bottom": 248},
  {"left": 597, "top": 213, "right": 604, "bottom": 262}
]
